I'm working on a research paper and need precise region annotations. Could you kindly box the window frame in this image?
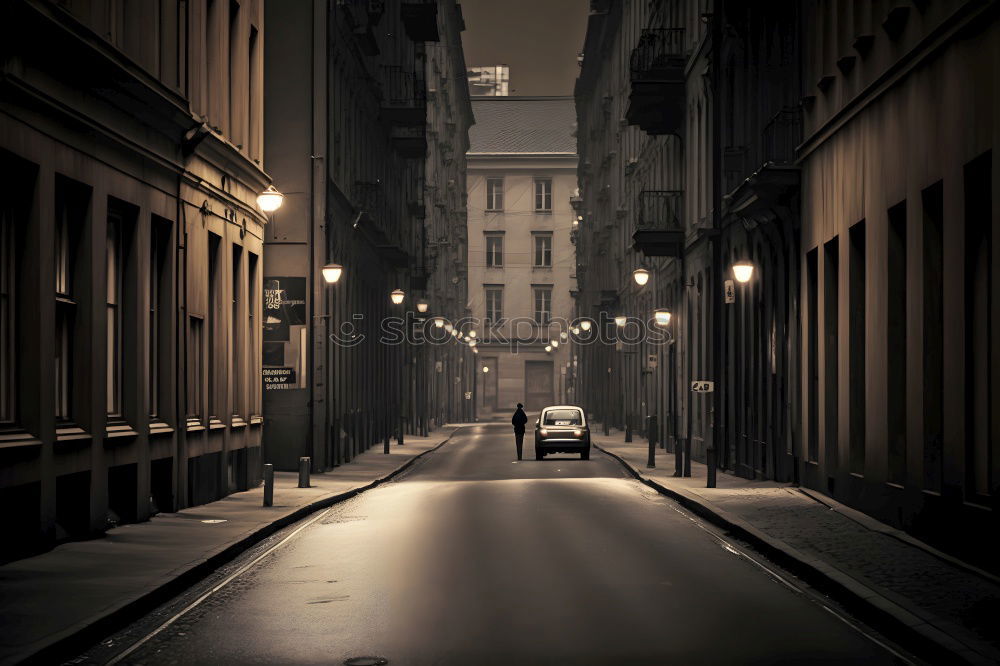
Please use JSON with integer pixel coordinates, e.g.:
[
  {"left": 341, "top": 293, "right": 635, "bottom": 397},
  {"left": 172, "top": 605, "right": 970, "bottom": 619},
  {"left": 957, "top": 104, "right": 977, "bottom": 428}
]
[
  {"left": 486, "top": 177, "right": 504, "bottom": 211},
  {"left": 484, "top": 285, "right": 503, "bottom": 325},
  {"left": 533, "top": 232, "right": 553, "bottom": 268},
  {"left": 485, "top": 232, "right": 504, "bottom": 268},
  {"left": 534, "top": 178, "right": 552, "bottom": 212},
  {"left": 533, "top": 286, "right": 552, "bottom": 325}
]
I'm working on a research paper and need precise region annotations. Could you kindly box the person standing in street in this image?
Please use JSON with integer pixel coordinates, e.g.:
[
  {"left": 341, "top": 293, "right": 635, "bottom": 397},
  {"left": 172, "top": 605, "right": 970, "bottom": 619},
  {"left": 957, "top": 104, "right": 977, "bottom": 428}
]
[{"left": 511, "top": 403, "right": 528, "bottom": 460}]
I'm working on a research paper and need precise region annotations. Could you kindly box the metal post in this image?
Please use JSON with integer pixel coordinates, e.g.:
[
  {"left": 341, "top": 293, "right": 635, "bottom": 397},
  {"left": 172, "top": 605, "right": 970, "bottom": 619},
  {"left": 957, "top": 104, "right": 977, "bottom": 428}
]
[
  {"left": 383, "top": 430, "right": 390, "bottom": 454},
  {"left": 647, "top": 414, "right": 657, "bottom": 468},
  {"left": 674, "top": 438, "right": 684, "bottom": 476},
  {"left": 298, "top": 457, "right": 310, "bottom": 488},
  {"left": 684, "top": 437, "right": 692, "bottom": 477},
  {"left": 263, "top": 464, "right": 274, "bottom": 506},
  {"left": 707, "top": 405, "right": 717, "bottom": 487},
  {"left": 625, "top": 412, "right": 633, "bottom": 442}
]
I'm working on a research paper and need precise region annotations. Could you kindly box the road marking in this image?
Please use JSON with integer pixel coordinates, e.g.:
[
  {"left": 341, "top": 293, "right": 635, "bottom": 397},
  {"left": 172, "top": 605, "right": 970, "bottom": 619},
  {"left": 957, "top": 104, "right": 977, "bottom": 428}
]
[{"left": 108, "top": 504, "right": 339, "bottom": 664}]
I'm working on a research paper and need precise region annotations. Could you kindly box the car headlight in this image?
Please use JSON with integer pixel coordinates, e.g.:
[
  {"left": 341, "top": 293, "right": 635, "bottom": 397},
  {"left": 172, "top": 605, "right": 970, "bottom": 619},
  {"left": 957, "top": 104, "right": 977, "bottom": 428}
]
[
  {"left": 573, "top": 428, "right": 583, "bottom": 437},
  {"left": 539, "top": 428, "right": 548, "bottom": 437}
]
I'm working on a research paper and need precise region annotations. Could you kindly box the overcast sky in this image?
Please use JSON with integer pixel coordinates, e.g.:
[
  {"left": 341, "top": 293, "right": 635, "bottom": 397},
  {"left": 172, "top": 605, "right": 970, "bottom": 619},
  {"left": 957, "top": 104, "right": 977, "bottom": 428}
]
[{"left": 460, "top": 0, "right": 589, "bottom": 97}]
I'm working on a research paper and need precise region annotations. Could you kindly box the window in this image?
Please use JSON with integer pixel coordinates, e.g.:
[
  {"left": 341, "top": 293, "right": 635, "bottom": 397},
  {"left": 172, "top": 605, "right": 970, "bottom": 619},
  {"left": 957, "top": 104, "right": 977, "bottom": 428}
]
[
  {"left": 542, "top": 408, "right": 582, "bottom": 425},
  {"left": 922, "top": 184, "right": 944, "bottom": 491},
  {"left": 248, "top": 24, "right": 259, "bottom": 160},
  {"left": 533, "top": 286, "right": 552, "bottom": 325},
  {"left": 187, "top": 316, "right": 203, "bottom": 419},
  {"left": 823, "top": 237, "right": 839, "bottom": 473},
  {"left": 848, "top": 220, "right": 866, "bottom": 475},
  {"left": 248, "top": 252, "right": 259, "bottom": 415},
  {"left": 55, "top": 178, "right": 86, "bottom": 423},
  {"left": 485, "top": 233, "right": 503, "bottom": 268},
  {"left": 533, "top": 233, "right": 552, "bottom": 267},
  {"left": 485, "top": 286, "right": 503, "bottom": 324},
  {"left": 0, "top": 204, "right": 14, "bottom": 424},
  {"left": 486, "top": 178, "right": 503, "bottom": 211},
  {"left": 232, "top": 245, "right": 243, "bottom": 417},
  {"left": 106, "top": 212, "right": 122, "bottom": 416},
  {"left": 208, "top": 234, "right": 221, "bottom": 419},
  {"left": 149, "top": 218, "right": 171, "bottom": 420},
  {"left": 806, "top": 248, "right": 818, "bottom": 462},
  {"left": 887, "top": 201, "right": 907, "bottom": 485},
  {"left": 534, "top": 178, "right": 552, "bottom": 212}
]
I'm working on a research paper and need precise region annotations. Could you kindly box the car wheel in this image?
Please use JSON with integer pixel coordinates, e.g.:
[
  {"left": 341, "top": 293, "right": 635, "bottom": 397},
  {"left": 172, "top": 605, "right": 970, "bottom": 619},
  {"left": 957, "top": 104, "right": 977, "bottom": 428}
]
[
  {"left": 535, "top": 448, "right": 543, "bottom": 460},
  {"left": 581, "top": 449, "right": 590, "bottom": 461}
]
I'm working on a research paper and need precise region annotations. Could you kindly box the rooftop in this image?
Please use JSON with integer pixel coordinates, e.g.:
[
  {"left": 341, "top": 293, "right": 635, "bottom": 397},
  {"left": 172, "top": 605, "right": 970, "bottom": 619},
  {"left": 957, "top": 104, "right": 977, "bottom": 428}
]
[{"left": 468, "top": 96, "right": 577, "bottom": 155}]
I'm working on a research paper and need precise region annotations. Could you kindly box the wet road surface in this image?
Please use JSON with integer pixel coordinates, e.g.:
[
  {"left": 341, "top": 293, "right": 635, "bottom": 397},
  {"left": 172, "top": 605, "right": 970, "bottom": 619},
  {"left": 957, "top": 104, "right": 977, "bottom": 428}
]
[{"left": 103, "top": 424, "right": 908, "bottom": 665}]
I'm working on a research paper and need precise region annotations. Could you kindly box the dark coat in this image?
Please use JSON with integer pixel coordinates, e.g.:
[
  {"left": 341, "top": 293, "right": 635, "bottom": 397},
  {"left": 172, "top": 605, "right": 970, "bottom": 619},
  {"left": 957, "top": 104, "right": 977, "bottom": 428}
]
[{"left": 511, "top": 408, "right": 528, "bottom": 433}]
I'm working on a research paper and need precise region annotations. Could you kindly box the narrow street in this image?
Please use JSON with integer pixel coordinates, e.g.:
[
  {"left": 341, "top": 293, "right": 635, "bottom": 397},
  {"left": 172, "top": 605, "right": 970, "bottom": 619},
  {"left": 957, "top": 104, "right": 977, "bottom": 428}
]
[{"left": 102, "top": 425, "right": 905, "bottom": 665}]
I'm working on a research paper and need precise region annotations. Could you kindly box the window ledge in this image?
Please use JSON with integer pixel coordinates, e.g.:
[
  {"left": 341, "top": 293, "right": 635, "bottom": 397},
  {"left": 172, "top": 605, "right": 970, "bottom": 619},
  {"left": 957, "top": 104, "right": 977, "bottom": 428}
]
[
  {"left": 0, "top": 428, "right": 42, "bottom": 449},
  {"left": 149, "top": 420, "right": 175, "bottom": 436},
  {"left": 208, "top": 418, "right": 226, "bottom": 430},
  {"left": 56, "top": 425, "right": 91, "bottom": 444},
  {"left": 186, "top": 418, "right": 205, "bottom": 433},
  {"left": 249, "top": 415, "right": 264, "bottom": 425},
  {"left": 106, "top": 423, "right": 139, "bottom": 439},
  {"left": 231, "top": 416, "right": 248, "bottom": 429},
  {"left": 532, "top": 266, "right": 553, "bottom": 270}
]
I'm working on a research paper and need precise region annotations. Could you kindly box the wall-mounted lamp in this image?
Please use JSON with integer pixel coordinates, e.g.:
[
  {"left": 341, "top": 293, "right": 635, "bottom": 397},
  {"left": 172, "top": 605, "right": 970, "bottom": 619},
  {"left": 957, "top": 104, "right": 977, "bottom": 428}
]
[
  {"left": 322, "top": 263, "right": 343, "bottom": 284},
  {"left": 257, "top": 185, "right": 284, "bottom": 213}
]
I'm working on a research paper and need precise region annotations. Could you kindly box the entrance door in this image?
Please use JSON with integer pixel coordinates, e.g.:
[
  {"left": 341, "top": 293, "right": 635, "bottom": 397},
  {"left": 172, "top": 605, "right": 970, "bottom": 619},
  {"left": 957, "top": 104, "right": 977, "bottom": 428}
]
[{"left": 524, "top": 360, "right": 554, "bottom": 410}]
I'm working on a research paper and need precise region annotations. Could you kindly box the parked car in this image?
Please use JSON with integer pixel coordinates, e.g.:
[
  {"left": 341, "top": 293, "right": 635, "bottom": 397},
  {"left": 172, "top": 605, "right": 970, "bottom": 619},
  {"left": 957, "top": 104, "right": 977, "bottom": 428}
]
[{"left": 534, "top": 405, "right": 590, "bottom": 460}]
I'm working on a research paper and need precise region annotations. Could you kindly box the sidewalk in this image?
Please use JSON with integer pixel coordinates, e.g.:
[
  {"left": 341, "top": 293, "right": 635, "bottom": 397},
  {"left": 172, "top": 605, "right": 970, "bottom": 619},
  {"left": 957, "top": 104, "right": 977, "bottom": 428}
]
[
  {"left": 0, "top": 428, "right": 458, "bottom": 665},
  {"left": 593, "top": 430, "right": 1000, "bottom": 665}
]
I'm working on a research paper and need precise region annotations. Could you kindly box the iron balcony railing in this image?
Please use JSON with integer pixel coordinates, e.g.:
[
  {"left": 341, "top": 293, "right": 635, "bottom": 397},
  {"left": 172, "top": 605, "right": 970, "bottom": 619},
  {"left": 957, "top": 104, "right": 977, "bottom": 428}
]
[
  {"left": 761, "top": 106, "right": 802, "bottom": 165},
  {"left": 379, "top": 65, "right": 426, "bottom": 108},
  {"left": 630, "top": 29, "right": 686, "bottom": 81},
  {"left": 636, "top": 190, "right": 683, "bottom": 231}
]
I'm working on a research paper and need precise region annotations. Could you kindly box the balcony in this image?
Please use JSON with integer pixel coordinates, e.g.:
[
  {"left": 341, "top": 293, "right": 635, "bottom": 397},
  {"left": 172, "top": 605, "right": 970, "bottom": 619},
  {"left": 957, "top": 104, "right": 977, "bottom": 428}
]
[
  {"left": 723, "top": 107, "right": 802, "bottom": 224},
  {"left": 632, "top": 190, "right": 684, "bottom": 257},
  {"left": 400, "top": 0, "right": 440, "bottom": 42},
  {"left": 625, "top": 29, "right": 686, "bottom": 136},
  {"left": 380, "top": 66, "right": 426, "bottom": 127}
]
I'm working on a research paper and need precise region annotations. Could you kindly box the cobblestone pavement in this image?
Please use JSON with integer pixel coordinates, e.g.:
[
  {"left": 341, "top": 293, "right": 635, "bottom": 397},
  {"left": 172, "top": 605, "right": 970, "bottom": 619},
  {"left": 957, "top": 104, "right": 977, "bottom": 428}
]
[{"left": 594, "top": 433, "right": 1000, "bottom": 662}]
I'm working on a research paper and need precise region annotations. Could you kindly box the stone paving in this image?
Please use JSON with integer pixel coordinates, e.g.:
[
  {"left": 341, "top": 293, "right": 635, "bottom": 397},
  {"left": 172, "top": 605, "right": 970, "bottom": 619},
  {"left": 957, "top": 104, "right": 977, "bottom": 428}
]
[{"left": 594, "top": 431, "right": 1000, "bottom": 664}]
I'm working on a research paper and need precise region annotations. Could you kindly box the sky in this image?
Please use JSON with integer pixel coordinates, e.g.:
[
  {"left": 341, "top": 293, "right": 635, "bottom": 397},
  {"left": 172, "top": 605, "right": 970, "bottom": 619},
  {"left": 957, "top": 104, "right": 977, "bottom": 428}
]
[{"left": 460, "top": 0, "right": 590, "bottom": 97}]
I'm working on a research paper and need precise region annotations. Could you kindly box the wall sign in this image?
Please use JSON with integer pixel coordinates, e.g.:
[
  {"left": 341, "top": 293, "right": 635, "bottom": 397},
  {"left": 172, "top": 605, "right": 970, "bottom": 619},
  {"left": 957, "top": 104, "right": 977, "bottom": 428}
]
[
  {"left": 263, "top": 367, "right": 297, "bottom": 390},
  {"left": 263, "top": 277, "right": 307, "bottom": 390},
  {"left": 691, "top": 381, "right": 714, "bottom": 392}
]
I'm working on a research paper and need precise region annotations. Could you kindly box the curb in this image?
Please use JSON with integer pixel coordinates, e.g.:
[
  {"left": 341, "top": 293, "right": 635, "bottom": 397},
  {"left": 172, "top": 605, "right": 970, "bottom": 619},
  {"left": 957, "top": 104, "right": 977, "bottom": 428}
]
[
  {"left": 594, "top": 442, "right": 996, "bottom": 666},
  {"left": 21, "top": 430, "right": 460, "bottom": 666}
]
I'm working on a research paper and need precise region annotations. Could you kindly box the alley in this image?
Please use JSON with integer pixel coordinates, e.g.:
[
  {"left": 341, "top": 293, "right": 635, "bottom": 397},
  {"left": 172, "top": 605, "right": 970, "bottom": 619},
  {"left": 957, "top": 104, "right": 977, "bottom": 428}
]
[{"left": 104, "top": 425, "right": 904, "bottom": 665}]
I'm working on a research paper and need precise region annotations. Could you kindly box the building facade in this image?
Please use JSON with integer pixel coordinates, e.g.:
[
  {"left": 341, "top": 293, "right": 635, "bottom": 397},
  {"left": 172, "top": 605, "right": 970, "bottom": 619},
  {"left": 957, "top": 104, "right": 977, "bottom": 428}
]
[
  {"left": 467, "top": 65, "right": 510, "bottom": 96},
  {"left": 467, "top": 97, "right": 578, "bottom": 415},
  {"left": 798, "top": 0, "right": 997, "bottom": 566},
  {"left": 1, "top": 0, "right": 269, "bottom": 561},
  {"left": 575, "top": 0, "right": 997, "bottom": 566},
  {"left": 262, "top": 0, "right": 473, "bottom": 469}
]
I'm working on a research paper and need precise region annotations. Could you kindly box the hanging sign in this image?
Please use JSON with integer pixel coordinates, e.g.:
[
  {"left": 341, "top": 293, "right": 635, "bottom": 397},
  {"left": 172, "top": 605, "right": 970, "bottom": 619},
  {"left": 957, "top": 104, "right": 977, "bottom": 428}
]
[
  {"left": 691, "top": 380, "right": 714, "bottom": 392},
  {"left": 724, "top": 279, "right": 736, "bottom": 304}
]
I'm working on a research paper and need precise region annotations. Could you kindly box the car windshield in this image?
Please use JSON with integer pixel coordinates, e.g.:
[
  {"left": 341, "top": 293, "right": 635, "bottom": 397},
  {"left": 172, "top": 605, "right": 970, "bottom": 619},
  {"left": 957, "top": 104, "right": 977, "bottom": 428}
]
[{"left": 543, "top": 409, "right": 582, "bottom": 426}]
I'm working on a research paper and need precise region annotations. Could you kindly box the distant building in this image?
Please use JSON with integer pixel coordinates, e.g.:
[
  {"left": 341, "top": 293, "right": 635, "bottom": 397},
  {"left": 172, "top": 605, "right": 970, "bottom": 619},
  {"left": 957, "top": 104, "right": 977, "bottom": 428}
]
[
  {"left": 467, "top": 65, "right": 510, "bottom": 96},
  {"left": 466, "top": 97, "right": 578, "bottom": 414}
]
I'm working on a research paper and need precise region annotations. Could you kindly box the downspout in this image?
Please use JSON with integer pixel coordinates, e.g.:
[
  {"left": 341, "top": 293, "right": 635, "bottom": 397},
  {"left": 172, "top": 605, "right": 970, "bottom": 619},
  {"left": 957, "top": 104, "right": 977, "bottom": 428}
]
[{"left": 708, "top": 0, "right": 724, "bottom": 488}]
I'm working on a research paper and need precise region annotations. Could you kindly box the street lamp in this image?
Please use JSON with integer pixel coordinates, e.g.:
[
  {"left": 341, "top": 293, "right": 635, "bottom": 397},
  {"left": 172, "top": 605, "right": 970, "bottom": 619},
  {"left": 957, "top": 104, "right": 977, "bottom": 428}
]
[
  {"left": 390, "top": 289, "right": 405, "bottom": 305},
  {"left": 732, "top": 261, "right": 755, "bottom": 284},
  {"left": 469, "top": 330, "right": 477, "bottom": 338},
  {"left": 469, "top": 339, "right": 477, "bottom": 348},
  {"left": 580, "top": 319, "right": 592, "bottom": 332},
  {"left": 321, "top": 263, "right": 343, "bottom": 284},
  {"left": 445, "top": 322, "right": 454, "bottom": 333},
  {"left": 559, "top": 331, "right": 568, "bottom": 341},
  {"left": 571, "top": 326, "right": 581, "bottom": 335},
  {"left": 551, "top": 339, "right": 560, "bottom": 348},
  {"left": 633, "top": 268, "right": 650, "bottom": 286},
  {"left": 614, "top": 315, "right": 627, "bottom": 327},
  {"left": 416, "top": 299, "right": 429, "bottom": 313},
  {"left": 434, "top": 317, "right": 445, "bottom": 328},
  {"left": 654, "top": 308, "right": 671, "bottom": 326},
  {"left": 544, "top": 345, "right": 552, "bottom": 353},
  {"left": 482, "top": 366, "right": 490, "bottom": 373},
  {"left": 257, "top": 185, "right": 284, "bottom": 212}
]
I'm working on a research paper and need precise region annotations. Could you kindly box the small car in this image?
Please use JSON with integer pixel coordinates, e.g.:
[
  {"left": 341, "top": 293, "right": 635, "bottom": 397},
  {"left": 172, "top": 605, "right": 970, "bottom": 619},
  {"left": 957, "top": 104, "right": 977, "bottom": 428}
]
[{"left": 534, "top": 405, "right": 591, "bottom": 460}]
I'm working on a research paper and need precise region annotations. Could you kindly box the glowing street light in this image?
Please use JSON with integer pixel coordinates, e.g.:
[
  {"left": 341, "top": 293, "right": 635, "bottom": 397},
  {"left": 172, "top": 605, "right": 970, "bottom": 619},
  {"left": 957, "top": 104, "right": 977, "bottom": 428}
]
[
  {"left": 633, "top": 268, "right": 650, "bottom": 286},
  {"left": 544, "top": 345, "right": 552, "bottom": 353},
  {"left": 551, "top": 339, "right": 560, "bottom": 348},
  {"left": 390, "top": 289, "right": 405, "bottom": 305},
  {"left": 571, "top": 326, "right": 581, "bottom": 335},
  {"left": 469, "top": 339, "right": 477, "bottom": 348},
  {"left": 559, "top": 331, "right": 568, "bottom": 341},
  {"left": 321, "top": 263, "right": 343, "bottom": 284},
  {"left": 580, "top": 319, "right": 592, "bottom": 331},
  {"left": 434, "top": 317, "right": 445, "bottom": 328},
  {"left": 482, "top": 366, "right": 490, "bottom": 373},
  {"left": 654, "top": 308, "right": 671, "bottom": 326},
  {"left": 469, "top": 330, "right": 477, "bottom": 338},
  {"left": 416, "top": 299, "right": 429, "bottom": 313},
  {"left": 256, "top": 185, "right": 284, "bottom": 212},
  {"left": 732, "top": 261, "right": 755, "bottom": 284},
  {"left": 614, "top": 315, "right": 627, "bottom": 327},
  {"left": 445, "top": 322, "right": 454, "bottom": 333}
]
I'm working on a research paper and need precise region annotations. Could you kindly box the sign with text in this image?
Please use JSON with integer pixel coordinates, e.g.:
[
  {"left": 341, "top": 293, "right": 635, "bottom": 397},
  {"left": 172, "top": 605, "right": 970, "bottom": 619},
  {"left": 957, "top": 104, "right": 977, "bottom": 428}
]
[
  {"left": 690, "top": 380, "right": 714, "bottom": 392},
  {"left": 263, "top": 367, "right": 297, "bottom": 390}
]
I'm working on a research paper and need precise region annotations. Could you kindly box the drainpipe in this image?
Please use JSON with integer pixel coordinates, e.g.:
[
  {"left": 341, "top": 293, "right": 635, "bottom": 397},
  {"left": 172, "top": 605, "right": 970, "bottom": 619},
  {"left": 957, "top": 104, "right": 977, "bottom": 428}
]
[{"left": 707, "top": 2, "right": 723, "bottom": 489}]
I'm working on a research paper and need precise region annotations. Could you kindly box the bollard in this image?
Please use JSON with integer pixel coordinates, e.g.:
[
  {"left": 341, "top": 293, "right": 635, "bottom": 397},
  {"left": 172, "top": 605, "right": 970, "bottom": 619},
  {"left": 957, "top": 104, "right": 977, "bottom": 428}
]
[
  {"left": 683, "top": 439, "right": 692, "bottom": 477},
  {"left": 398, "top": 417, "right": 405, "bottom": 446},
  {"left": 706, "top": 447, "right": 717, "bottom": 488},
  {"left": 603, "top": 419, "right": 610, "bottom": 436},
  {"left": 383, "top": 431, "right": 390, "bottom": 454},
  {"left": 298, "top": 457, "right": 311, "bottom": 488},
  {"left": 673, "top": 438, "right": 683, "bottom": 476},
  {"left": 625, "top": 412, "right": 633, "bottom": 442},
  {"left": 263, "top": 464, "right": 274, "bottom": 506},
  {"left": 647, "top": 415, "right": 657, "bottom": 468}
]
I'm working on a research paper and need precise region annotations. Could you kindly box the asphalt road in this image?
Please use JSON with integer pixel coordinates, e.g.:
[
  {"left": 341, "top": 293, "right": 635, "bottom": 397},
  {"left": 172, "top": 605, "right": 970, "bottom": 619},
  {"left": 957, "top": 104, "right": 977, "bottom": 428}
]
[{"left": 106, "top": 424, "right": 907, "bottom": 665}]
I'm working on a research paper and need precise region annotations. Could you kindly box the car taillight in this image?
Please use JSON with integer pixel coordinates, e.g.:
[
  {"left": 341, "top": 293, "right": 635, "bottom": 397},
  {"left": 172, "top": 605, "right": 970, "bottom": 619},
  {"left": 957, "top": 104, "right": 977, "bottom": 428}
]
[{"left": 573, "top": 429, "right": 583, "bottom": 437}]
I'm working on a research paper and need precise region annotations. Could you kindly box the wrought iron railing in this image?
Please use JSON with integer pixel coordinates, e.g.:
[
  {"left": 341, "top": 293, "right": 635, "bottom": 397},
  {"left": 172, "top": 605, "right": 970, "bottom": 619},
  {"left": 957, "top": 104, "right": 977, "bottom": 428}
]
[
  {"left": 630, "top": 29, "right": 685, "bottom": 81},
  {"left": 379, "top": 66, "right": 426, "bottom": 107},
  {"left": 761, "top": 107, "right": 802, "bottom": 165},
  {"left": 636, "top": 190, "right": 683, "bottom": 230}
]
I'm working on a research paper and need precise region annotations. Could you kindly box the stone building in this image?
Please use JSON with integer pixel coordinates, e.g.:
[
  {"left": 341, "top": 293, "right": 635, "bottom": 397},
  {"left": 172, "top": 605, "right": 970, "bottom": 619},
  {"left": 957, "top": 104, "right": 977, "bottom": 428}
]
[
  {"left": 262, "top": 0, "right": 473, "bottom": 468},
  {"left": 466, "top": 97, "right": 578, "bottom": 415},
  {"left": 798, "top": 0, "right": 997, "bottom": 566},
  {"left": 575, "top": 0, "right": 997, "bottom": 566},
  {"left": 1, "top": 0, "right": 269, "bottom": 561}
]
